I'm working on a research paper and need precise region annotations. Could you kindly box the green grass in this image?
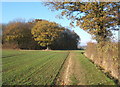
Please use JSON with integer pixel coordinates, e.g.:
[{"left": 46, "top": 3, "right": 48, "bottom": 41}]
[
  {"left": 2, "top": 50, "right": 115, "bottom": 85},
  {"left": 74, "top": 52, "right": 115, "bottom": 85},
  {"left": 70, "top": 75, "right": 79, "bottom": 85},
  {"left": 2, "top": 50, "right": 69, "bottom": 85}
]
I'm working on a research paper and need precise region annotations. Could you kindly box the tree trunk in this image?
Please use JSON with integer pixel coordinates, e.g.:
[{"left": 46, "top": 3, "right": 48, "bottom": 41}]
[
  {"left": 46, "top": 43, "right": 50, "bottom": 50},
  {"left": 46, "top": 46, "right": 49, "bottom": 50}
]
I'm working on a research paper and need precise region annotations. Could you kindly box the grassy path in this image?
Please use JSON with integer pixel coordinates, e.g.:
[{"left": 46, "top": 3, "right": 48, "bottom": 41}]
[{"left": 57, "top": 51, "right": 115, "bottom": 85}]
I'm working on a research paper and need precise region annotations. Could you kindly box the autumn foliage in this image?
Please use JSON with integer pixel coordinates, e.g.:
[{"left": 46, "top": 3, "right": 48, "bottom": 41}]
[
  {"left": 45, "top": 2, "right": 119, "bottom": 42},
  {"left": 31, "top": 20, "right": 64, "bottom": 49},
  {"left": 2, "top": 19, "right": 80, "bottom": 50}
]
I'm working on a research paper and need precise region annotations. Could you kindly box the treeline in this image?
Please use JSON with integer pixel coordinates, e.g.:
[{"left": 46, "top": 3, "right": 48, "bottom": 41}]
[{"left": 2, "top": 19, "right": 80, "bottom": 50}]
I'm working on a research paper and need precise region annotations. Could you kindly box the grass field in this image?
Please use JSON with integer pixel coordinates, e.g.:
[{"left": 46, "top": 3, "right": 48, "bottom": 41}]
[
  {"left": 2, "top": 50, "right": 115, "bottom": 85},
  {"left": 2, "top": 50, "right": 69, "bottom": 85},
  {"left": 71, "top": 52, "right": 115, "bottom": 85}
]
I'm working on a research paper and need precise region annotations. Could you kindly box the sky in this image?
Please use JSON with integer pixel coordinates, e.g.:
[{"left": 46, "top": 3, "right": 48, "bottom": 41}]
[{"left": 1, "top": 2, "right": 118, "bottom": 46}]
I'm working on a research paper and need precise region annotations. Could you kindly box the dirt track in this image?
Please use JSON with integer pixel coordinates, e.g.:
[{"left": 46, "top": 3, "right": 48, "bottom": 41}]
[
  {"left": 62, "top": 52, "right": 73, "bottom": 85},
  {"left": 57, "top": 52, "right": 84, "bottom": 85},
  {"left": 56, "top": 51, "right": 115, "bottom": 85}
]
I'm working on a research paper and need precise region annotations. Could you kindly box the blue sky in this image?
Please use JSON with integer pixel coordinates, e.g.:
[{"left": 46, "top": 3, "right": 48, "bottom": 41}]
[{"left": 2, "top": 2, "right": 118, "bottom": 46}]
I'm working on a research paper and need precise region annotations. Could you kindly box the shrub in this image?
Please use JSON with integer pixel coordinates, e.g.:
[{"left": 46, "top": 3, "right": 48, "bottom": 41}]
[{"left": 85, "top": 41, "right": 119, "bottom": 83}]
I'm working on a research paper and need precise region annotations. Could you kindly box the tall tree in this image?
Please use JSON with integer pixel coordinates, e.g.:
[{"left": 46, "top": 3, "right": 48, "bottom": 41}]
[
  {"left": 45, "top": 2, "right": 119, "bottom": 42},
  {"left": 2, "top": 21, "right": 41, "bottom": 49},
  {"left": 50, "top": 29, "right": 80, "bottom": 50},
  {"left": 31, "top": 20, "right": 64, "bottom": 49}
]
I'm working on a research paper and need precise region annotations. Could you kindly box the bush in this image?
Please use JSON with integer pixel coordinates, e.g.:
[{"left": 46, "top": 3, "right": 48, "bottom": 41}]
[
  {"left": 2, "top": 42, "right": 19, "bottom": 49},
  {"left": 85, "top": 42, "right": 119, "bottom": 83}
]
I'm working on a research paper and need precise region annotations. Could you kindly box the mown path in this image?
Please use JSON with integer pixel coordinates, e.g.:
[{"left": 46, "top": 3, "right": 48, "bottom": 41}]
[{"left": 57, "top": 51, "right": 115, "bottom": 85}]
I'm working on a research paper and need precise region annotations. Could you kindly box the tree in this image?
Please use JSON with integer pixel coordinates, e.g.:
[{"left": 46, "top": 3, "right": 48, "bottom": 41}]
[
  {"left": 31, "top": 20, "right": 64, "bottom": 49},
  {"left": 50, "top": 29, "right": 80, "bottom": 50},
  {"left": 2, "top": 21, "right": 41, "bottom": 49},
  {"left": 45, "top": 2, "right": 119, "bottom": 43}
]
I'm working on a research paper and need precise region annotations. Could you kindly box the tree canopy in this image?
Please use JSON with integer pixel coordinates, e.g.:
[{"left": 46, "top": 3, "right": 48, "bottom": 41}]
[
  {"left": 45, "top": 2, "right": 119, "bottom": 42},
  {"left": 2, "top": 19, "right": 80, "bottom": 50},
  {"left": 2, "top": 20, "right": 42, "bottom": 49},
  {"left": 31, "top": 20, "right": 64, "bottom": 49},
  {"left": 50, "top": 29, "right": 80, "bottom": 50}
]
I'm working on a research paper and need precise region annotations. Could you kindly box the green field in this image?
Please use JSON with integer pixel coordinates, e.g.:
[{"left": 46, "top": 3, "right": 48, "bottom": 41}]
[
  {"left": 2, "top": 50, "right": 115, "bottom": 85},
  {"left": 2, "top": 50, "right": 69, "bottom": 85}
]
